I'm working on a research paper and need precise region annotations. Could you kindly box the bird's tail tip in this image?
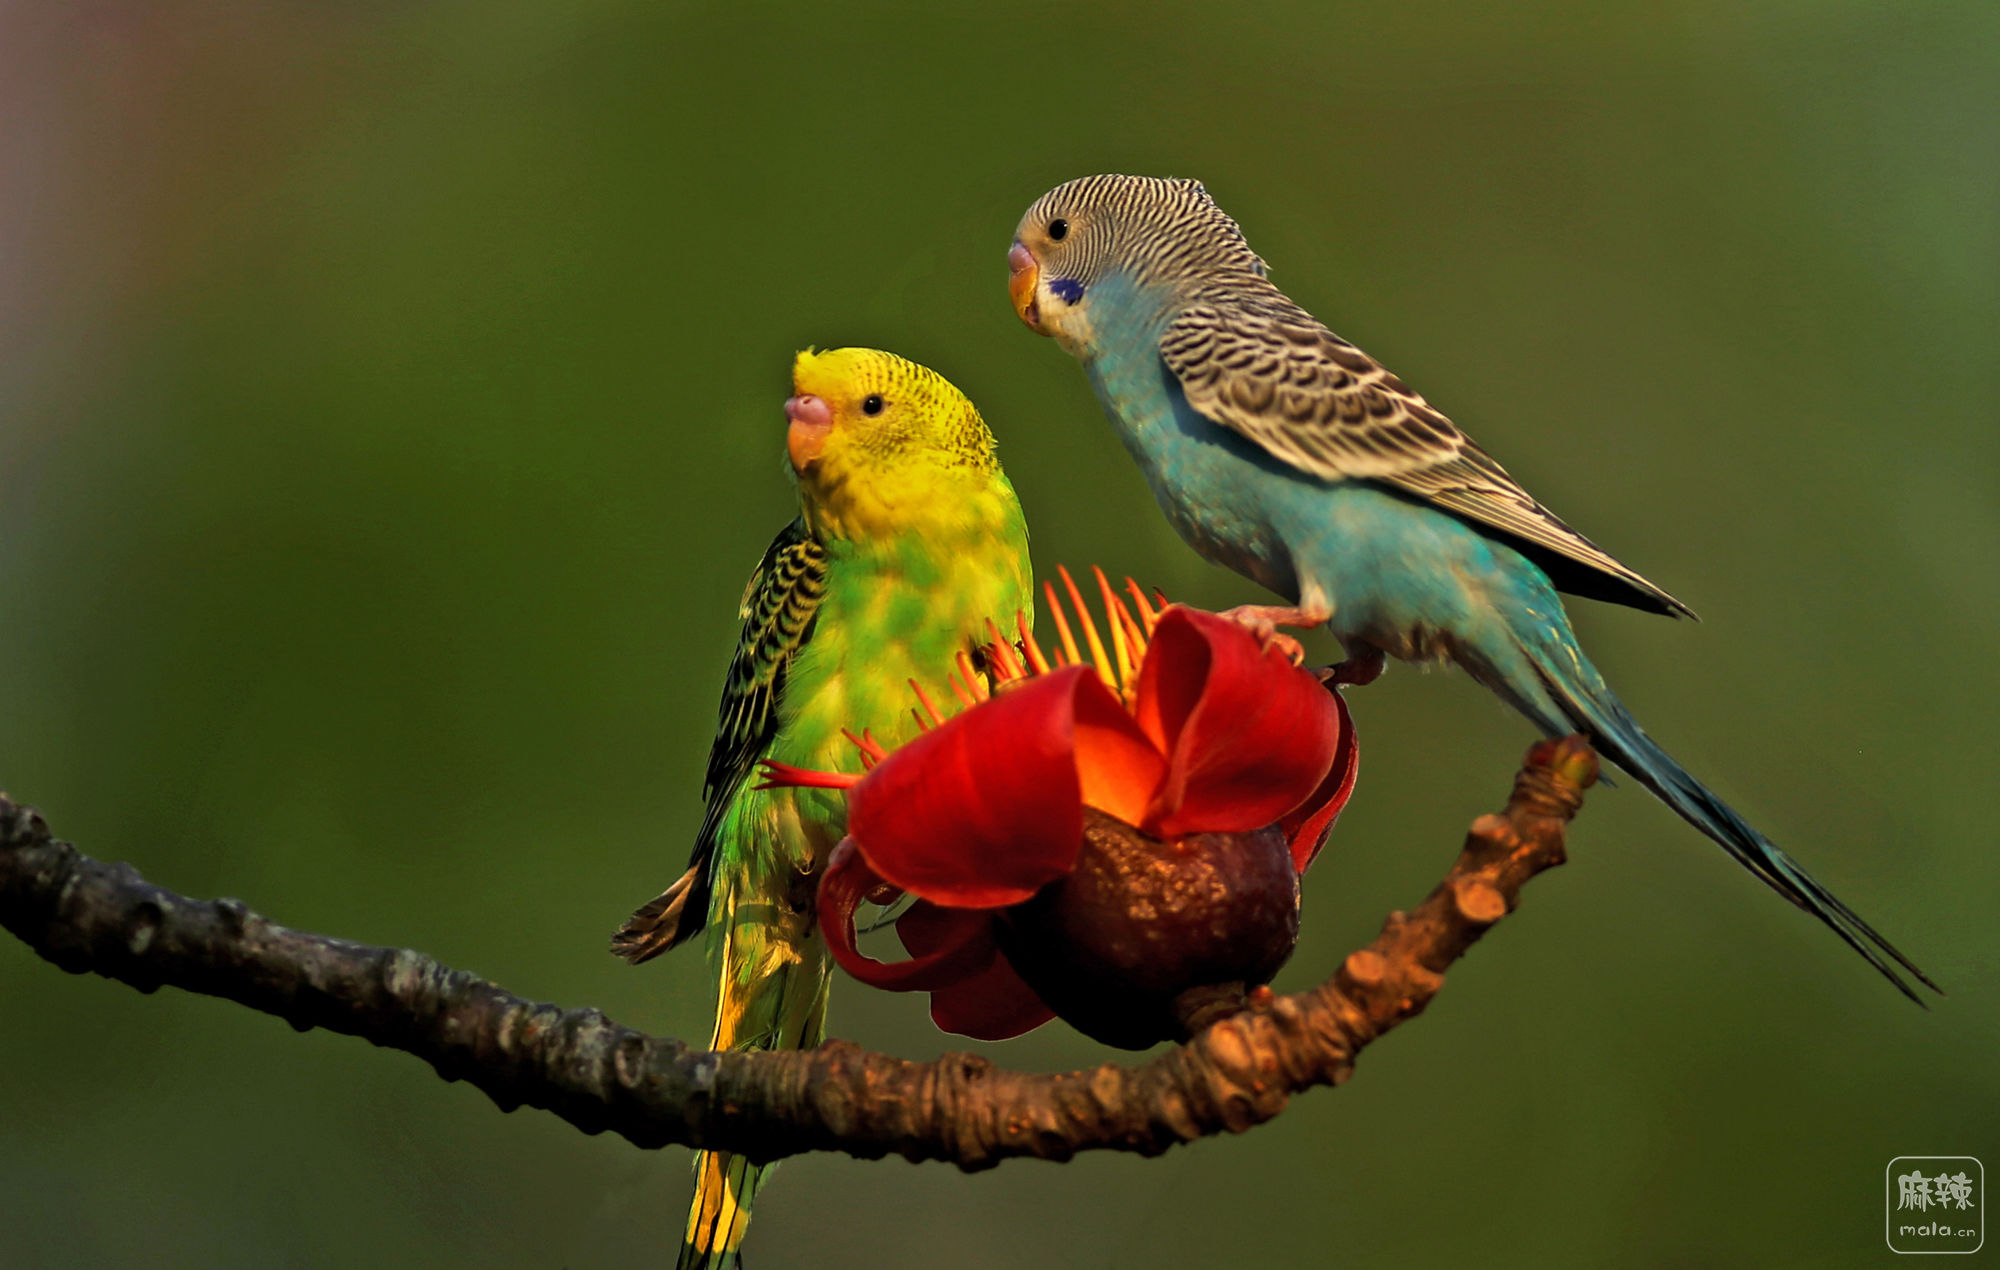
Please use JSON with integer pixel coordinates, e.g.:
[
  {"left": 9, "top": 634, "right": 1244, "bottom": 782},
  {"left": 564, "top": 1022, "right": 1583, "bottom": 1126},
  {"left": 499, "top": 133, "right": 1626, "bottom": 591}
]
[
  {"left": 1760, "top": 846, "right": 1942, "bottom": 1005},
  {"left": 610, "top": 864, "right": 704, "bottom": 965},
  {"left": 678, "top": 1149, "right": 759, "bottom": 1270},
  {"left": 1513, "top": 632, "right": 1939, "bottom": 1005}
]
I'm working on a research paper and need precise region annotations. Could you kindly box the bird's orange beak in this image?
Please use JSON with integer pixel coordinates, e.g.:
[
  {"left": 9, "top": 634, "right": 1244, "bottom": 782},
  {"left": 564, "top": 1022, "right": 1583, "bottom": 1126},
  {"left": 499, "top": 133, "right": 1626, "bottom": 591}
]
[
  {"left": 786, "top": 393, "right": 833, "bottom": 471},
  {"left": 1008, "top": 241, "right": 1045, "bottom": 334}
]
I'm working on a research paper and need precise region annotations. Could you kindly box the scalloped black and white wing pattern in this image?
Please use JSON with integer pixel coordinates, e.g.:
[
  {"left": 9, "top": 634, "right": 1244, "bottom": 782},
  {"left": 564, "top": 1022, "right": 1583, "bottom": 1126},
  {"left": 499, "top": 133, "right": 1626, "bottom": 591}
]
[
  {"left": 1159, "top": 282, "right": 1694, "bottom": 618},
  {"left": 610, "top": 517, "right": 828, "bottom": 964}
]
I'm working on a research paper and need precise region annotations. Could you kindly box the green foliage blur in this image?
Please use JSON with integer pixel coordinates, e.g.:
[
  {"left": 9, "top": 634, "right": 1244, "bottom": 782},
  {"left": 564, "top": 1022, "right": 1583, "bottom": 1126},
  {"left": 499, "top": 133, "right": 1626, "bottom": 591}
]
[{"left": 2, "top": 3, "right": 1994, "bottom": 1266}]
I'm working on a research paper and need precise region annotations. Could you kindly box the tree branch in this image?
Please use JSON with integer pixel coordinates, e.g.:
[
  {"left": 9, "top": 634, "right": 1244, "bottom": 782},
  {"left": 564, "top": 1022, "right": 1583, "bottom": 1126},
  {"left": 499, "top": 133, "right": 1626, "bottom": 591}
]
[{"left": 0, "top": 737, "right": 1596, "bottom": 1170}]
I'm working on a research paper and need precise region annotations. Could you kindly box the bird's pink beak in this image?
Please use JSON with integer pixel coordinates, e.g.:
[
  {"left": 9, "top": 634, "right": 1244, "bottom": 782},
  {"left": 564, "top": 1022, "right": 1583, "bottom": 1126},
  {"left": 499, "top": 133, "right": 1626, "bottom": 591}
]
[
  {"left": 786, "top": 394, "right": 833, "bottom": 471},
  {"left": 1008, "top": 241, "right": 1046, "bottom": 334}
]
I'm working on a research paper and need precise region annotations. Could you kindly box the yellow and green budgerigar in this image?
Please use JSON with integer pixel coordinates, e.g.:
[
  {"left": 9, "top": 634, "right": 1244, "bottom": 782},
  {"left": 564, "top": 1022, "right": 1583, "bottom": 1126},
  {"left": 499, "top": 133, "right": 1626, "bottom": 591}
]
[{"left": 611, "top": 347, "right": 1033, "bottom": 1269}]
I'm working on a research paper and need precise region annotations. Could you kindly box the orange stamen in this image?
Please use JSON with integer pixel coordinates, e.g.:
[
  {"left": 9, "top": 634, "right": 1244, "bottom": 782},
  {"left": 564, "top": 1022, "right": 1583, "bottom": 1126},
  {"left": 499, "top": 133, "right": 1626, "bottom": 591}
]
[
  {"left": 1125, "top": 578, "right": 1160, "bottom": 633},
  {"left": 1114, "top": 602, "right": 1148, "bottom": 673},
  {"left": 984, "top": 618, "right": 1026, "bottom": 681},
  {"left": 1092, "top": 566, "right": 1135, "bottom": 691},
  {"left": 813, "top": 567, "right": 1177, "bottom": 788},
  {"left": 1017, "top": 610, "right": 1052, "bottom": 675},
  {"left": 909, "top": 678, "right": 945, "bottom": 727},
  {"left": 841, "top": 728, "right": 888, "bottom": 762},
  {"left": 1043, "top": 580, "right": 1082, "bottom": 668},
  {"left": 948, "top": 656, "right": 978, "bottom": 707},
  {"left": 959, "top": 651, "right": 991, "bottom": 702},
  {"left": 1058, "top": 565, "right": 1116, "bottom": 690},
  {"left": 961, "top": 650, "right": 994, "bottom": 701},
  {"left": 757, "top": 761, "right": 861, "bottom": 790}
]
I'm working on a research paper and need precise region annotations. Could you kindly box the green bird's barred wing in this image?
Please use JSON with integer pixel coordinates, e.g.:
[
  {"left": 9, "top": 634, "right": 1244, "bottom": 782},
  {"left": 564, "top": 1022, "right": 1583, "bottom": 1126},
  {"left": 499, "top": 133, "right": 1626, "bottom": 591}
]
[
  {"left": 1158, "top": 282, "right": 1694, "bottom": 619},
  {"left": 611, "top": 517, "right": 829, "bottom": 963}
]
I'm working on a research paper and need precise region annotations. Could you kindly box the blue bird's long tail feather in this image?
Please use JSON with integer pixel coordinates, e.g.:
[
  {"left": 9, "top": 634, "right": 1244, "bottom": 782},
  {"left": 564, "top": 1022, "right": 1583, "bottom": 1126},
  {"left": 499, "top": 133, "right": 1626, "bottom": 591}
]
[{"left": 1481, "top": 623, "right": 1939, "bottom": 1005}]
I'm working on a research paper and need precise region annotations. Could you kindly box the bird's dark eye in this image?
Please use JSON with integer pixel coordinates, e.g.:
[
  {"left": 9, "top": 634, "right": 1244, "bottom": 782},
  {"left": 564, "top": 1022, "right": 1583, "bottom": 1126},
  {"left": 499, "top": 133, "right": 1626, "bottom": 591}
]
[
  {"left": 861, "top": 394, "right": 885, "bottom": 416},
  {"left": 1048, "top": 218, "right": 1069, "bottom": 242}
]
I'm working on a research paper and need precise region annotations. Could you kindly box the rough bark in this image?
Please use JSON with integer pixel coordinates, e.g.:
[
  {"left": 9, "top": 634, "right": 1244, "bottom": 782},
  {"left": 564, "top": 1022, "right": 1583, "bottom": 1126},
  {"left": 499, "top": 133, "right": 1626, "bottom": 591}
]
[{"left": 0, "top": 737, "right": 1596, "bottom": 1170}]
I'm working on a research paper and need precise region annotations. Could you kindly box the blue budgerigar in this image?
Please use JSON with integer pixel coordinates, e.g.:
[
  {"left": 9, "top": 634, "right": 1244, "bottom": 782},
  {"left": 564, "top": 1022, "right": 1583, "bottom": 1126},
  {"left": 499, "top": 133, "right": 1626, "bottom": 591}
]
[{"left": 1007, "top": 173, "right": 1934, "bottom": 1002}]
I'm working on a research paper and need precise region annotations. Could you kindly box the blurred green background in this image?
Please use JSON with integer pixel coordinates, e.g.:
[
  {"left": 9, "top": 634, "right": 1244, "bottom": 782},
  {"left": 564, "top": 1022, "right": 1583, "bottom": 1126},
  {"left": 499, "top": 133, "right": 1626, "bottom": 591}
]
[{"left": 2, "top": 2, "right": 1994, "bottom": 1267}]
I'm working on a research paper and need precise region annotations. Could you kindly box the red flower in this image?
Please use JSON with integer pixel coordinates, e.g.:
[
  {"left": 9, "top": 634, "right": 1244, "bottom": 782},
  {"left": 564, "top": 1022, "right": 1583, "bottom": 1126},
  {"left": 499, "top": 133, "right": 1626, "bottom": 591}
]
[{"left": 769, "top": 569, "right": 1358, "bottom": 1046}]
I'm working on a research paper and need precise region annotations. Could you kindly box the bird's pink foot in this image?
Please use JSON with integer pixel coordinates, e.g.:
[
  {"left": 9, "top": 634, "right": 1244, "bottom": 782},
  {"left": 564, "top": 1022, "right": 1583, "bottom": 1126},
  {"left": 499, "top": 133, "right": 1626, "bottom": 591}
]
[
  {"left": 1264, "top": 632, "right": 1307, "bottom": 665},
  {"left": 1220, "top": 604, "right": 1327, "bottom": 666}
]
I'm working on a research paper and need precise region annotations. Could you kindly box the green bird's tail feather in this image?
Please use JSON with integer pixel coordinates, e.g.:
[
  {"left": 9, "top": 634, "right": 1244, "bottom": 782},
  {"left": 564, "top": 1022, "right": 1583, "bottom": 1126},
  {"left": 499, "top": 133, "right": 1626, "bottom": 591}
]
[
  {"left": 677, "top": 891, "right": 831, "bottom": 1270},
  {"left": 680, "top": 1150, "right": 760, "bottom": 1270}
]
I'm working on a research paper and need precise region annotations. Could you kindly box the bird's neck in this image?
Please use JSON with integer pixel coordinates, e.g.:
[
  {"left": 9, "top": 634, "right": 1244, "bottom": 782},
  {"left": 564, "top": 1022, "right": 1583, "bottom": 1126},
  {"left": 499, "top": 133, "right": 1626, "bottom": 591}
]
[
  {"left": 1065, "top": 270, "right": 1177, "bottom": 367},
  {"left": 1071, "top": 273, "right": 1186, "bottom": 459},
  {"left": 799, "top": 464, "right": 1014, "bottom": 546}
]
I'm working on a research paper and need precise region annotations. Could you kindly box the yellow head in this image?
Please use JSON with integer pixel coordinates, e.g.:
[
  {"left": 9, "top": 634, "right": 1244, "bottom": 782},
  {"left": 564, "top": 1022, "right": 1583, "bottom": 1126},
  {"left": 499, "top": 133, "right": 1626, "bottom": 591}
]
[{"left": 784, "top": 348, "right": 1015, "bottom": 542}]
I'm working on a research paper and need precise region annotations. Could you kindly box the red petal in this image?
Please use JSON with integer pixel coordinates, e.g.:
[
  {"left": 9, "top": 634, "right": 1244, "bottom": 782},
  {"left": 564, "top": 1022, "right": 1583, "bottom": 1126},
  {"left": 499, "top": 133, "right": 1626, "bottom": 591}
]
[
  {"left": 846, "top": 665, "right": 1140, "bottom": 907},
  {"left": 819, "top": 840, "right": 998, "bottom": 991},
  {"left": 1070, "top": 677, "right": 1168, "bottom": 827},
  {"left": 1279, "top": 688, "right": 1360, "bottom": 873},
  {"left": 900, "top": 903, "right": 1056, "bottom": 1040},
  {"left": 1134, "top": 607, "right": 1342, "bottom": 838},
  {"left": 927, "top": 955, "right": 1057, "bottom": 1040}
]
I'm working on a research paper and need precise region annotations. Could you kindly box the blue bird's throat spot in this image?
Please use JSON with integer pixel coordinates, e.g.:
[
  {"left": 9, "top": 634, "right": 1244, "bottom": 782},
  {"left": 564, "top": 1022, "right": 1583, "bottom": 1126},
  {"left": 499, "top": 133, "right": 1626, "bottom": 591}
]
[{"left": 1049, "top": 277, "right": 1085, "bottom": 304}]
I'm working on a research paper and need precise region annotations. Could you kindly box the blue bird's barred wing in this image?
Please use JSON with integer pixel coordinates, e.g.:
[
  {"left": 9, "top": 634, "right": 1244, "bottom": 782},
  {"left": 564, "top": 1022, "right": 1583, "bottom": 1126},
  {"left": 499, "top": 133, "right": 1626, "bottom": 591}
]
[
  {"left": 1159, "top": 284, "right": 1694, "bottom": 619},
  {"left": 611, "top": 517, "right": 829, "bottom": 963}
]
